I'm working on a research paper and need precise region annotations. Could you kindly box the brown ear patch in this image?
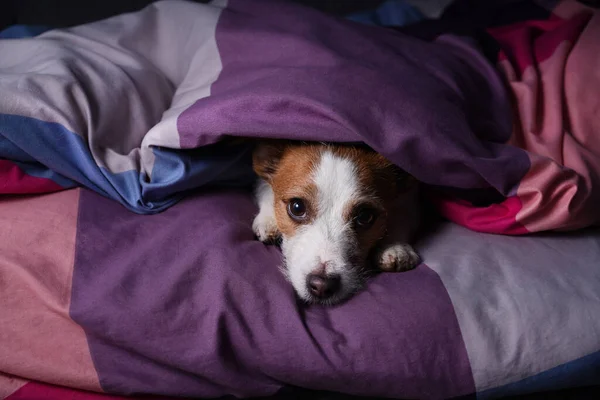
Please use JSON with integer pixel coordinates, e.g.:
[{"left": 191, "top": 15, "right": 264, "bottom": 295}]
[
  {"left": 361, "top": 151, "right": 416, "bottom": 195},
  {"left": 381, "top": 156, "right": 416, "bottom": 194},
  {"left": 252, "top": 140, "right": 287, "bottom": 181},
  {"left": 395, "top": 172, "right": 417, "bottom": 193}
]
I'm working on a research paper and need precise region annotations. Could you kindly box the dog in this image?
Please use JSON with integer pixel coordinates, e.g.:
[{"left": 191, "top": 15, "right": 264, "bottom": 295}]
[{"left": 252, "top": 140, "right": 421, "bottom": 305}]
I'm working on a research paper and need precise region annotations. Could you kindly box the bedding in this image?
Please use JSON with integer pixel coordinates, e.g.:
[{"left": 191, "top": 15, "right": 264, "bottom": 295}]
[
  {"left": 1, "top": 187, "right": 599, "bottom": 399},
  {"left": 1, "top": 0, "right": 600, "bottom": 399},
  {"left": 1, "top": 0, "right": 599, "bottom": 234}
]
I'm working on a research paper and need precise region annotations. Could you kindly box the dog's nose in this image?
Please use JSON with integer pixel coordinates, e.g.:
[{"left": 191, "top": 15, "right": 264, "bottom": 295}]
[{"left": 307, "top": 273, "right": 341, "bottom": 299}]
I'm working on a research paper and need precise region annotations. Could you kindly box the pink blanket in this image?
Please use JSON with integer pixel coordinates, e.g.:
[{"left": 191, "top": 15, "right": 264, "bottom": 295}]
[{"left": 437, "top": 0, "right": 600, "bottom": 233}]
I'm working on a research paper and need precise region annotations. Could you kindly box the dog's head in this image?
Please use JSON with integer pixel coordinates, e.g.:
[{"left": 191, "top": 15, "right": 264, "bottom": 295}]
[{"left": 253, "top": 141, "right": 414, "bottom": 305}]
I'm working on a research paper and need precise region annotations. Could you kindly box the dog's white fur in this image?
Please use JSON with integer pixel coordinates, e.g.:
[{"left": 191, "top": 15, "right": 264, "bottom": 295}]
[
  {"left": 252, "top": 179, "right": 278, "bottom": 242},
  {"left": 254, "top": 147, "right": 420, "bottom": 305},
  {"left": 281, "top": 151, "right": 364, "bottom": 302}
]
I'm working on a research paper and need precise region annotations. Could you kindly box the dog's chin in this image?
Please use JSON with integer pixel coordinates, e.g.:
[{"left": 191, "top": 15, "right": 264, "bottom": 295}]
[{"left": 301, "top": 291, "right": 351, "bottom": 306}]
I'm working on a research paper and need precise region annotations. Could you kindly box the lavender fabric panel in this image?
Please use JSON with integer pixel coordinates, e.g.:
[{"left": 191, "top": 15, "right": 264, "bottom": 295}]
[
  {"left": 420, "top": 223, "right": 600, "bottom": 394},
  {"left": 177, "top": 0, "right": 529, "bottom": 195},
  {"left": 70, "top": 188, "right": 474, "bottom": 399}
]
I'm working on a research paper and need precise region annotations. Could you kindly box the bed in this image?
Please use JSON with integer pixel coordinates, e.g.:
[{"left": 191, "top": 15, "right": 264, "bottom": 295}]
[{"left": 1, "top": 0, "right": 599, "bottom": 399}]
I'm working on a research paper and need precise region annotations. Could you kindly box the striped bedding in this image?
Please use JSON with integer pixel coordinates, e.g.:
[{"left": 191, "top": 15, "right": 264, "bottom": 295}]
[{"left": 1, "top": 0, "right": 599, "bottom": 399}]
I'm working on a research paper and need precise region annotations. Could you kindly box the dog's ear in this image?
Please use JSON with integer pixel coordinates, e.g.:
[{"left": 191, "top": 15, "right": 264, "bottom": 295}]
[
  {"left": 372, "top": 152, "right": 416, "bottom": 194},
  {"left": 252, "top": 140, "right": 286, "bottom": 181},
  {"left": 395, "top": 170, "right": 417, "bottom": 193}
]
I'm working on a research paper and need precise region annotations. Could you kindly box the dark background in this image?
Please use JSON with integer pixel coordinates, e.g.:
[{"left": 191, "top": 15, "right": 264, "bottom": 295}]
[{"left": 0, "top": 0, "right": 384, "bottom": 31}]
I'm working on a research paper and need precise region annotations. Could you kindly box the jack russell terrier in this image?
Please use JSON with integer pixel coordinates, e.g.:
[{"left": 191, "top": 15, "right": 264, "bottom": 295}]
[{"left": 252, "top": 141, "right": 420, "bottom": 305}]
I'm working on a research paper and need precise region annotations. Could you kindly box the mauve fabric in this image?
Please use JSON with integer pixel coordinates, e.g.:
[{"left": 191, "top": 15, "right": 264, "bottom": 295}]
[
  {"left": 70, "top": 188, "right": 474, "bottom": 399},
  {"left": 0, "top": 190, "right": 101, "bottom": 392}
]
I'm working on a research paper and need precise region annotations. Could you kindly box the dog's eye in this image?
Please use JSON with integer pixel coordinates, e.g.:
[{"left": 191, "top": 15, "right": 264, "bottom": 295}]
[
  {"left": 287, "top": 198, "right": 307, "bottom": 220},
  {"left": 354, "top": 207, "right": 377, "bottom": 228}
]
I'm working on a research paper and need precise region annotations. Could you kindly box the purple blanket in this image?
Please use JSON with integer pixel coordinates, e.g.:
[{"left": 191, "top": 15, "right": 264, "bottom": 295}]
[
  {"left": 3, "top": 186, "right": 600, "bottom": 399},
  {"left": 1, "top": 0, "right": 517, "bottom": 221},
  {"left": 5, "top": 0, "right": 598, "bottom": 233}
]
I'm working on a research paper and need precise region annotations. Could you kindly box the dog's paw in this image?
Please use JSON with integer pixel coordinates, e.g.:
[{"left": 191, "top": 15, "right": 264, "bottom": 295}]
[
  {"left": 377, "top": 244, "right": 420, "bottom": 272},
  {"left": 252, "top": 212, "right": 280, "bottom": 244}
]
